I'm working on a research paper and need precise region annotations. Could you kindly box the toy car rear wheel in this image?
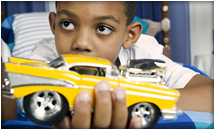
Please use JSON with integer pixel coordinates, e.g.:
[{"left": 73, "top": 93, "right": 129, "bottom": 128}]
[
  {"left": 128, "top": 102, "right": 160, "bottom": 129},
  {"left": 24, "top": 90, "right": 68, "bottom": 125}
]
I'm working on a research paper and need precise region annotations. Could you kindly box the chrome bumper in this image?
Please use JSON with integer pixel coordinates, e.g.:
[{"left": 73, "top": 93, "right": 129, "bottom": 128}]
[
  {"left": 1, "top": 79, "right": 15, "bottom": 99},
  {"left": 161, "top": 108, "right": 183, "bottom": 120}
]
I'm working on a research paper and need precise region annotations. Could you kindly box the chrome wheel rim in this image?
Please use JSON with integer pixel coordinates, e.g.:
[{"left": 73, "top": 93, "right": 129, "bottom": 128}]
[
  {"left": 131, "top": 103, "right": 155, "bottom": 126},
  {"left": 30, "top": 90, "right": 62, "bottom": 120}
]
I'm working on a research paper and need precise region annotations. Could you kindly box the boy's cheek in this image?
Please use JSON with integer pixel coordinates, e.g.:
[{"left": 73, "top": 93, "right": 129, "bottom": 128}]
[
  {"left": 98, "top": 47, "right": 121, "bottom": 63},
  {"left": 55, "top": 39, "right": 71, "bottom": 54}
]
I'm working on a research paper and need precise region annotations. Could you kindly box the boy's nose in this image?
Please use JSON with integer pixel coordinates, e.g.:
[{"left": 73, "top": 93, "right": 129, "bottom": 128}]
[{"left": 72, "top": 30, "right": 93, "bottom": 52}]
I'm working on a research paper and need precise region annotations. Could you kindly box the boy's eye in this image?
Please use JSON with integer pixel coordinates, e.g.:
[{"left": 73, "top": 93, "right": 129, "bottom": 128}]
[
  {"left": 96, "top": 26, "right": 112, "bottom": 35},
  {"left": 61, "top": 21, "right": 75, "bottom": 30}
]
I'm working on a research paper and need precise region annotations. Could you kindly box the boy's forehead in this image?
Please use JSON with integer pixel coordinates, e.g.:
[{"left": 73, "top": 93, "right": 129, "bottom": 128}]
[
  {"left": 57, "top": 1, "right": 125, "bottom": 16},
  {"left": 57, "top": 1, "right": 124, "bottom": 9}
]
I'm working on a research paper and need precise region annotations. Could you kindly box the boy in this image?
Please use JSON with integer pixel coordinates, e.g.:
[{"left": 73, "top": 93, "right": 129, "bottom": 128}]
[{"left": 2, "top": 1, "right": 214, "bottom": 129}]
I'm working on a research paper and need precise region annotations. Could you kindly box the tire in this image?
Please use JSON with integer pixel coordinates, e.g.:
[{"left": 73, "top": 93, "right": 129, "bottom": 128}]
[
  {"left": 24, "top": 90, "right": 68, "bottom": 125},
  {"left": 128, "top": 102, "right": 160, "bottom": 129}
]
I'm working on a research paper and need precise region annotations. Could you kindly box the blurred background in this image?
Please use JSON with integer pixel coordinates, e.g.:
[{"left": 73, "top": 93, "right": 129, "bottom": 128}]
[{"left": 1, "top": 1, "right": 214, "bottom": 78}]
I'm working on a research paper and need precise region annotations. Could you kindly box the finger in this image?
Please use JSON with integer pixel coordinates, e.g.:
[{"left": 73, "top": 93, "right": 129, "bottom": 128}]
[
  {"left": 128, "top": 116, "right": 143, "bottom": 129},
  {"left": 110, "top": 87, "right": 127, "bottom": 128},
  {"left": 51, "top": 124, "right": 58, "bottom": 129},
  {"left": 63, "top": 116, "right": 72, "bottom": 128},
  {"left": 51, "top": 116, "right": 71, "bottom": 129},
  {"left": 92, "top": 80, "right": 112, "bottom": 128},
  {"left": 72, "top": 90, "right": 92, "bottom": 129}
]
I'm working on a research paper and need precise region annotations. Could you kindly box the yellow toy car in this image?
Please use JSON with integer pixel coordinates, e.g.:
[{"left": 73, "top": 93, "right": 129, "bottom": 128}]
[{"left": 2, "top": 54, "right": 182, "bottom": 128}]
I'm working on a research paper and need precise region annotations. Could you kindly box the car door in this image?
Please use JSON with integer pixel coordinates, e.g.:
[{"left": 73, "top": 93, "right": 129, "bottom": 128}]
[{"left": 72, "top": 65, "right": 118, "bottom": 106}]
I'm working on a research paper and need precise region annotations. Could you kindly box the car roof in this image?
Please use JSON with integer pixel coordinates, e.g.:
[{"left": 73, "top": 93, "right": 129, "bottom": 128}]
[{"left": 61, "top": 54, "right": 111, "bottom": 66}]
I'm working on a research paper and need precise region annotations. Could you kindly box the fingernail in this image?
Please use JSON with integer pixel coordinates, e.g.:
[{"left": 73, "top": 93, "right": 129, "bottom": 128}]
[
  {"left": 114, "top": 88, "right": 126, "bottom": 100},
  {"left": 97, "top": 81, "right": 110, "bottom": 91},
  {"left": 134, "top": 122, "right": 142, "bottom": 129},
  {"left": 134, "top": 121, "right": 142, "bottom": 129},
  {"left": 77, "top": 91, "right": 91, "bottom": 103}
]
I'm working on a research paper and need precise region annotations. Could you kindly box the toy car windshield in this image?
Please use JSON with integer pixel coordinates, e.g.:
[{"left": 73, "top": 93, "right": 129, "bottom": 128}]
[{"left": 128, "top": 59, "right": 166, "bottom": 70}]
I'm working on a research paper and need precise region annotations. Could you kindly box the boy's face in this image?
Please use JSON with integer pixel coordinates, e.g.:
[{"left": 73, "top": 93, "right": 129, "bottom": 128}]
[
  {"left": 50, "top": 1, "right": 130, "bottom": 64},
  {"left": 50, "top": 1, "right": 127, "bottom": 63}
]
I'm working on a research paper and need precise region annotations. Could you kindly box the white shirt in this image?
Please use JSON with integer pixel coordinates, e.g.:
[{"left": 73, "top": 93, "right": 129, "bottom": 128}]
[
  {"left": 1, "top": 39, "right": 11, "bottom": 62},
  {"left": 29, "top": 34, "right": 198, "bottom": 89}
]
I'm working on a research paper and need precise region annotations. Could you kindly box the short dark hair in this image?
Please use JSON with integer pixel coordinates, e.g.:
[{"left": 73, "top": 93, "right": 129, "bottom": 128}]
[
  {"left": 55, "top": 1, "right": 136, "bottom": 26},
  {"left": 123, "top": 1, "right": 136, "bottom": 26}
]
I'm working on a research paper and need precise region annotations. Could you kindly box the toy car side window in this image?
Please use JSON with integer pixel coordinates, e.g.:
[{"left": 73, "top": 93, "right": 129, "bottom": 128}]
[
  {"left": 69, "top": 66, "right": 106, "bottom": 77},
  {"left": 48, "top": 56, "right": 65, "bottom": 68}
]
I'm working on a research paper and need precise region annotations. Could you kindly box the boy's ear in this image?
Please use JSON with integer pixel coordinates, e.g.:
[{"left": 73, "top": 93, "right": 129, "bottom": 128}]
[
  {"left": 123, "top": 22, "right": 143, "bottom": 49},
  {"left": 49, "top": 12, "right": 56, "bottom": 36}
]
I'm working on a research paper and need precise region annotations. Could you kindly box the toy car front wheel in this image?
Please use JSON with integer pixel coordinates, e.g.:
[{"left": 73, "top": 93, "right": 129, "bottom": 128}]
[
  {"left": 128, "top": 102, "right": 160, "bottom": 129},
  {"left": 24, "top": 90, "right": 68, "bottom": 125}
]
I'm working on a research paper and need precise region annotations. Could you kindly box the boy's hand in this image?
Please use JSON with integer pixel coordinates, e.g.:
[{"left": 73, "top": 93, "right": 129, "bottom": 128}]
[{"left": 52, "top": 80, "right": 142, "bottom": 129}]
